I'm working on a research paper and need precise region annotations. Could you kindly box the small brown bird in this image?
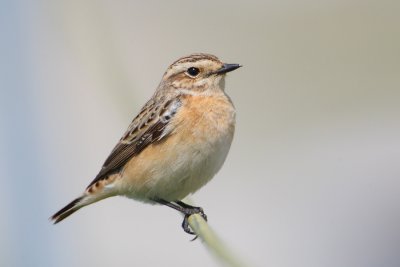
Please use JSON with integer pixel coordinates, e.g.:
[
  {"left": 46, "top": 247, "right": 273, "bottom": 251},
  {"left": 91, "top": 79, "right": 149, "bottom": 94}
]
[{"left": 51, "top": 53, "right": 241, "bottom": 235}]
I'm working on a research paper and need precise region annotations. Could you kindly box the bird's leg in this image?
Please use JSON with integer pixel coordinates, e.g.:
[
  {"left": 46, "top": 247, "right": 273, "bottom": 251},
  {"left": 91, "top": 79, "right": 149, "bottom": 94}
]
[
  {"left": 175, "top": 200, "right": 207, "bottom": 221},
  {"left": 154, "top": 199, "right": 207, "bottom": 238},
  {"left": 155, "top": 199, "right": 196, "bottom": 235}
]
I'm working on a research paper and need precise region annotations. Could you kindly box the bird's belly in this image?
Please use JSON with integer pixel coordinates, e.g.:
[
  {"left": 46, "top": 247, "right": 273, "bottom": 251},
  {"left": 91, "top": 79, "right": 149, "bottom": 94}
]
[
  {"left": 121, "top": 128, "right": 233, "bottom": 202},
  {"left": 154, "top": 131, "right": 234, "bottom": 201}
]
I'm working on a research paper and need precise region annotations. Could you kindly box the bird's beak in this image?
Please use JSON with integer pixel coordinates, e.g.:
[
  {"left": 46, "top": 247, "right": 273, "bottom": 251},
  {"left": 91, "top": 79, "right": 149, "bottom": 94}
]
[{"left": 214, "top": 63, "right": 242, "bottom": 75}]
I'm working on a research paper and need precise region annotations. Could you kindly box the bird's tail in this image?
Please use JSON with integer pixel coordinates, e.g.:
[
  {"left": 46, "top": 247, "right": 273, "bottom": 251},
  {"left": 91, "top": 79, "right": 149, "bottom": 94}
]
[
  {"left": 51, "top": 177, "right": 118, "bottom": 223},
  {"left": 50, "top": 191, "right": 109, "bottom": 224},
  {"left": 50, "top": 196, "right": 87, "bottom": 224}
]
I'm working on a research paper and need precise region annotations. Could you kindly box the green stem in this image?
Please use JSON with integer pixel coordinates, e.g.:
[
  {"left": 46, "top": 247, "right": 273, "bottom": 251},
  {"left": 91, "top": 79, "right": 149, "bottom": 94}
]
[{"left": 188, "top": 213, "right": 249, "bottom": 267}]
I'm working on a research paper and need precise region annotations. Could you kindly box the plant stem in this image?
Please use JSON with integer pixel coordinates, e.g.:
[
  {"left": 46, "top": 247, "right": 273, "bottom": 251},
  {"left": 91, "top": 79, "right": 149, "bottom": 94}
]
[{"left": 188, "top": 213, "right": 248, "bottom": 267}]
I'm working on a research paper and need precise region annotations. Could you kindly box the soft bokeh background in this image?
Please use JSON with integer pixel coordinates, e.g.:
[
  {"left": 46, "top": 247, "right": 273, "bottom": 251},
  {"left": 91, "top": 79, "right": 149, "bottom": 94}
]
[{"left": 1, "top": 1, "right": 399, "bottom": 266}]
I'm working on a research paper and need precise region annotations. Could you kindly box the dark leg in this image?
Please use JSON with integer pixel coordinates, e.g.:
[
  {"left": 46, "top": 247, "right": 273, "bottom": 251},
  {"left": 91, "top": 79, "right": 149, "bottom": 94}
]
[
  {"left": 175, "top": 200, "right": 208, "bottom": 222},
  {"left": 154, "top": 199, "right": 207, "bottom": 237},
  {"left": 155, "top": 199, "right": 186, "bottom": 213}
]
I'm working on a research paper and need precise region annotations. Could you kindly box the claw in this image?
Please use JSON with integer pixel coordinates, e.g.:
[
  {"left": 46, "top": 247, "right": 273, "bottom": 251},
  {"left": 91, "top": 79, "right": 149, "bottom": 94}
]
[
  {"left": 182, "top": 214, "right": 196, "bottom": 235},
  {"left": 180, "top": 207, "right": 208, "bottom": 241}
]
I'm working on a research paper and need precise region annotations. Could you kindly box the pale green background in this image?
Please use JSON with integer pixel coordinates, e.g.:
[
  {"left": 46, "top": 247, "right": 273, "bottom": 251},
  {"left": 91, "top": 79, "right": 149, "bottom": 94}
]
[{"left": 1, "top": 1, "right": 399, "bottom": 266}]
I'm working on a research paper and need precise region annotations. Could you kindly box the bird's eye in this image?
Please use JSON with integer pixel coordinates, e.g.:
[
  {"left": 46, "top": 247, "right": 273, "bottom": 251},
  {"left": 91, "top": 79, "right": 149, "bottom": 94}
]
[{"left": 187, "top": 67, "right": 200, "bottom": 77}]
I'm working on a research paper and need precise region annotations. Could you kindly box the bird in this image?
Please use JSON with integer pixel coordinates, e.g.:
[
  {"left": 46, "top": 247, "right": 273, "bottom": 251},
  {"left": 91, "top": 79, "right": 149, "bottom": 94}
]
[{"left": 50, "top": 53, "right": 241, "bottom": 236}]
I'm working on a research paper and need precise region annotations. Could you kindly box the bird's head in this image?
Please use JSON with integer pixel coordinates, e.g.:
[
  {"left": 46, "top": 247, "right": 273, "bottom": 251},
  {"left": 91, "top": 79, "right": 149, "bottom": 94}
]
[{"left": 161, "top": 53, "right": 241, "bottom": 93}]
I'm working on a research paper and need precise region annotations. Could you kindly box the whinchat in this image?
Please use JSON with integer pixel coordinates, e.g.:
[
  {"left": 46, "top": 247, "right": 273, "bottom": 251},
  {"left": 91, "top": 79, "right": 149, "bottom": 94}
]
[{"left": 51, "top": 53, "right": 241, "bottom": 236}]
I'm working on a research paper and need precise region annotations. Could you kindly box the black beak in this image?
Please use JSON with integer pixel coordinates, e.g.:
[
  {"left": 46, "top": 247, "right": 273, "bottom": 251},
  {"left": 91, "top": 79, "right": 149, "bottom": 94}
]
[{"left": 214, "top": 63, "right": 242, "bottom": 75}]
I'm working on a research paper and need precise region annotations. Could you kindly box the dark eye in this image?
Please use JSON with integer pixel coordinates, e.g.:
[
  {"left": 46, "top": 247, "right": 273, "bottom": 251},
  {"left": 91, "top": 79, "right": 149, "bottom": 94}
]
[{"left": 187, "top": 67, "right": 200, "bottom": 77}]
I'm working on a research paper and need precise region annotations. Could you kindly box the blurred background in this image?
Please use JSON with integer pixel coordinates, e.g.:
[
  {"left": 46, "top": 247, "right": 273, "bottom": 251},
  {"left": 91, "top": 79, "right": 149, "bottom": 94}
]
[{"left": 1, "top": 0, "right": 399, "bottom": 266}]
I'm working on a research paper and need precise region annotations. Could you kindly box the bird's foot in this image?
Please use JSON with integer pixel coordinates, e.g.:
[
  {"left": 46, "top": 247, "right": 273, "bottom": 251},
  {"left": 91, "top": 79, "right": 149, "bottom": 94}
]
[
  {"left": 176, "top": 202, "right": 207, "bottom": 240},
  {"left": 154, "top": 199, "right": 208, "bottom": 240}
]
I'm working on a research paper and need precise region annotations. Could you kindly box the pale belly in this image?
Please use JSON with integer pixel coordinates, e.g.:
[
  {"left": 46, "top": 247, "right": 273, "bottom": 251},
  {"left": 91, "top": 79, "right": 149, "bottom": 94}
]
[{"left": 147, "top": 128, "right": 234, "bottom": 201}]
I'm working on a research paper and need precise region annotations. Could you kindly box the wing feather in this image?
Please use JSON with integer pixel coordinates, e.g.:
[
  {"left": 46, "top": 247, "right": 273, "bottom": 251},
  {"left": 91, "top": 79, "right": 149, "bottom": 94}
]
[{"left": 87, "top": 96, "right": 182, "bottom": 188}]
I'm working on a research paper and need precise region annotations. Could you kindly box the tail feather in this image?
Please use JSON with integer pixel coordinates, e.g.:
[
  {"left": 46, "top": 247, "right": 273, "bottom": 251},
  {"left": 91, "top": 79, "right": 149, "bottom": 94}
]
[
  {"left": 51, "top": 178, "right": 117, "bottom": 224},
  {"left": 50, "top": 196, "right": 84, "bottom": 224}
]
